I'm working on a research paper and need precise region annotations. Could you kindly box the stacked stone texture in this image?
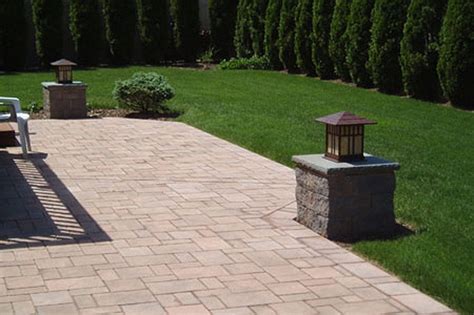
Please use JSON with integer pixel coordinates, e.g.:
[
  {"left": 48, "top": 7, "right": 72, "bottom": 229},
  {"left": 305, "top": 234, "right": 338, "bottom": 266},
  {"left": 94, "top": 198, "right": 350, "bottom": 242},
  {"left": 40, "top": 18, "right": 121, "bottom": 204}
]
[{"left": 43, "top": 83, "right": 87, "bottom": 119}]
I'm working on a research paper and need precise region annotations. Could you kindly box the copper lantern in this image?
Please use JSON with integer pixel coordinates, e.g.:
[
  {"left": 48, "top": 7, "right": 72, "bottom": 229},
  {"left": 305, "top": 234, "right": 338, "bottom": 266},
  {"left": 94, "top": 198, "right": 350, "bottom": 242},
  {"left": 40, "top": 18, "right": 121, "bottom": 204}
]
[
  {"left": 316, "top": 112, "right": 376, "bottom": 162},
  {"left": 51, "top": 59, "right": 77, "bottom": 84}
]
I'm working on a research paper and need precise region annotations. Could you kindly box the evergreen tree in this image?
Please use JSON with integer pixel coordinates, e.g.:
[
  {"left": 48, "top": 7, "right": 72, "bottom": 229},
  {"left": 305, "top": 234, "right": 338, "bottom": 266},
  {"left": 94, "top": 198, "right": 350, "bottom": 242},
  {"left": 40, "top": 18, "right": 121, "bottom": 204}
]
[
  {"left": 32, "top": 0, "right": 63, "bottom": 67},
  {"left": 250, "top": 0, "right": 269, "bottom": 56},
  {"left": 294, "top": 0, "right": 315, "bottom": 75},
  {"left": 170, "top": 0, "right": 200, "bottom": 62},
  {"left": 0, "top": 0, "right": 26, "bottom": 70},
  {"left": 209, "top": 0, "right": 238, "bottom": 60},
  {"left": 102, "top": 0, "right": 136, "bottom": 65},
  {"left": 70, "top": 0, "right": 101, "bottom": 66},
  {"left": 312, "top": 0, "right": 335, "bottom": 79},
  {"left": 264, "top": 0, "right": 282, "bottom": 68},
  {"left": 137, "top": 0, "right": 170, "bottom": 64},
  {"left": 438, "top": 0, "right": 474, "bottom": 109},
  {"left": 278, "top": 0, "right": 298, "bottom": 72},
  {"left": 235, "top": 0, "right": 253, "bottom": 58},
  {"left": 329, "top": 0, "right": 352, "bottom": 81},
  {"left": 368, "top": 0, "right": 410, "bottom": 94},
  {"left": 345, "top": 0, "right": 374, "bottom": 87},
  {"left": 401, "top": 0, "right": 447, "bottom": 101}
]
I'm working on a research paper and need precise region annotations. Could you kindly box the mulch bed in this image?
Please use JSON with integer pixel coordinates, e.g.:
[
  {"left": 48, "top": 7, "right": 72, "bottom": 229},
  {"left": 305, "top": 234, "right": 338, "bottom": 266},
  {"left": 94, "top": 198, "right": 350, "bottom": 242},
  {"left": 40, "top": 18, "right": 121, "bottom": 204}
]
[{"left": 30, "top": 108, "right": 180, "bottom": 121}]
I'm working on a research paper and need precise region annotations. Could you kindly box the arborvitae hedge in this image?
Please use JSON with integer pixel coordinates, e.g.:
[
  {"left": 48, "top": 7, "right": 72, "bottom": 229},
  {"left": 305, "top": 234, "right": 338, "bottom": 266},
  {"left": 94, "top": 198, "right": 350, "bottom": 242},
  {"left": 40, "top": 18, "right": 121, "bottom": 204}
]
[
  {"left": 295, "top": 0, "right": 315, "bottom": 75},
  {"left": 235, "top": 0, "right": 253, "bottom": 58},
  {"left": 329, "top": 0, "right": 352, "bottom": 81},
  {"left": 368, "top": 0, "right": 410, "bottom": 94},
  {"left": 278, "top": 0, "right": 298, "bottom": 72},
  {"left": 170, "top": 0, "right": 200, "bottom": 62},
  {"left": 32, "top": 0, "right": 63, "bottom": 67},
  {"left": 401, "top": 0, "right": 447, "bottom": 101},
  {"left": 312, "top": 0, "right": 335, "bottom": 79},
  {"left": 0, "top": 0, "right": 26, "bottom": 70},
  {"left": 438, "top": 0, "right": 474, "bottom": 109},
  {"left": 102, "top": 0, "right": 136, "bottom": 65},
  {"left": 264, "top": 0, "right": 282, "bottom": 68},
  {"left": 209, "top": 0, "right": 238, "bottom": 61},
  {"left": 136, "top": 0, "right": 170, "bottom": 64},
  {"left": 345, "top": 0, "right": 374, "bottom": 87},
  {"left": 70, "top": 0, "right": 101, "bottom": 66},
  {"left": 250, "top": 0, "right": 268, "bottom": 56}
]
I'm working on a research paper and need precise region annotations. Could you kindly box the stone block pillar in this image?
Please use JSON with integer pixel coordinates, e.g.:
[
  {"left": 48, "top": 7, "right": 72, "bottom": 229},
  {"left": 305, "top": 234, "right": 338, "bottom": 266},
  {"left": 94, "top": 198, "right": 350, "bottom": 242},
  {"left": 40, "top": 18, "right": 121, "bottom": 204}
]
[
  {"left": 42, "top": 82, "right": 87, "bottom": 119},
  {"left": 293, "top": 154, "right": 400, "bottom": 242}
]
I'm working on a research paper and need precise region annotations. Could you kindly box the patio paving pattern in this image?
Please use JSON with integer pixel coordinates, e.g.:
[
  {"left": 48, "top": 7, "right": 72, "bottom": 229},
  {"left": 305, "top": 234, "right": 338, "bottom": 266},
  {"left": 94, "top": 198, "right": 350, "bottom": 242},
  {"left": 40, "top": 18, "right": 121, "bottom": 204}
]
[{"left": 0, "top": 118, "right": 453, "bottom": 314}]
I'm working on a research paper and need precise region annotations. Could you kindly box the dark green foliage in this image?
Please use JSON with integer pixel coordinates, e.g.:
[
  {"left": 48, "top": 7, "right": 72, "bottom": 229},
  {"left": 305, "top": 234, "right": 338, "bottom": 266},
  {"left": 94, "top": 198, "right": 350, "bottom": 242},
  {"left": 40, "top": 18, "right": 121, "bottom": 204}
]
[
  {"left": 250, "top": 0, "right": 269, "bottom": 56},
  {"left": 170, "top": 0, "right": 200, "bottom": 62},
  {"left": 219, "top": 56, "right": 271, "bottom": 70},
  {"left": 278, "top": 0, "right": 298, "bottom": 72},
  {"left": 235, "top": 0, "right": 253, "bottom": 58},
  {"left": 102, "top": 0, "right": 136, "bottom": 65},
  {"left": 368, "top": 0, "right": 410, "bottom": 94},
  {"left": 345, "top": 0, "right": 374, "bottom": 87},
  {"left": 401, "top": 0, "right": 447, "bottom": 101},
  {"left": 0, "top": 0, "right": 26, "bottom": 70},
  {"left": 32, "top": 0, "right": 63, "bottom": 67},
  {"left": 294, "top": 0, "right": 315, "bottom": 75},
  {"left": 136, "top": 0, "right": 170, "bottom": 64},
  {"left": 70, "top": 0, "right": 101, "bottom": 66},
  {"left": 438, "top": 0, "right": 474, "bottom": 109},
  {"left": 312, "top": 0, "right": 335, "bottom": 79},
  {"left": 329, "top": 0, "right": 352, "bottom": 81},
  {"left": 264, "top": 0, "right": 282, "bottom": 68},
  {"left": 209, "top": 0, "right": 238, "bottom": 61}
]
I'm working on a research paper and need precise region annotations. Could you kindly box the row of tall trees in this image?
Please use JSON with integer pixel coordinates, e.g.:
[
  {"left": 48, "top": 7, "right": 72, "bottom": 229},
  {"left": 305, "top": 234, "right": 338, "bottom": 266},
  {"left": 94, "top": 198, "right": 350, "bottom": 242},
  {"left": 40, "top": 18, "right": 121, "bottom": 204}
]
[{"left": 232, "top": 0, "right": 473, "bottom": 108}]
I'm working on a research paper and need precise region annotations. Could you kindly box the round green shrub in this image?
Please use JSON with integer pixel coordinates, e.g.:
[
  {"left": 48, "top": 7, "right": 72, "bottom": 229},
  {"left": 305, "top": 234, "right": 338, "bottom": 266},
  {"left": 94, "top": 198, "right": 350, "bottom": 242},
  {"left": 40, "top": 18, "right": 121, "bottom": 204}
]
[
  {"left": 136, "top": 0, "right": 170, "bottom": 64},
  {"left": 437, "top": 0, "right": 474, "bottom": 109},
  {"left": 113, "top": 72, "right": 176, "bottom": 113},
  {"left": 219, "top": 56, "right": 271, "bottom": 70},
  {"left": 401, "top": 0, "right": 447, "bottom": 101},
  {"left": 70, "top": 0, "right": 101, "bottom": 66},
  {"left": 278, "top": 0, "right": 298, "bottom": 72},
  {"left": 312, "top": 0, "right": 335, "bottom": 79},
  {"left": 295, "top": 0, "right": 316, "bottom": 75},
  {"left": 32, "top": 0, "right": 63, "bottom": 67},
  {"left": 170, "top": 0, "right": 200, "bottom": 62},
  {"left": 102, "top": 0, "right": 136, "bottom": 65},
  {"left": 345, "top": 0, "right": 374, "bottom": 87},
  {"left": 329, "top": 0, "right": 352, "bottom": 81},
  {"left": 209, "top": 0, "right": 238, "bottom": 61},
  {"left": 368, "top": 0, "right": 410, "bottom": 94},
  {"left": 235, "top": 0, "right": 253, "bottom": 58},
  {"left": 0, "top": 0, "right": 27, "bottom": 70},
  {"left": 264, "top": 0, "right": 282, "bottom": 68}
]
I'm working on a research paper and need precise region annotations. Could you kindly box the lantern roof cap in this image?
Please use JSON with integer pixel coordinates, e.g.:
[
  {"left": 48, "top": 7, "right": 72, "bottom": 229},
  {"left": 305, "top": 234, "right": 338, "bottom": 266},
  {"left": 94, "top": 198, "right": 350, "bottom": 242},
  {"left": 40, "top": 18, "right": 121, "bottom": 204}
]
[
  {"left": 316, "top": 112, "right": 376, "bottom": 126},
  {"left": 50, "top": 59, "right": 77, "bottom": 66}
]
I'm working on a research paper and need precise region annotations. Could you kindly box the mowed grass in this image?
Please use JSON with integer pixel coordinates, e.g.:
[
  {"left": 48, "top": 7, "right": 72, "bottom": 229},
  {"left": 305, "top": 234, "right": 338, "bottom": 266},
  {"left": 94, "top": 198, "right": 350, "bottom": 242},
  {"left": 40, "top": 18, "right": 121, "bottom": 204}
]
[{"left": 1, "top": 67, "right": 473, "bottom": 313}]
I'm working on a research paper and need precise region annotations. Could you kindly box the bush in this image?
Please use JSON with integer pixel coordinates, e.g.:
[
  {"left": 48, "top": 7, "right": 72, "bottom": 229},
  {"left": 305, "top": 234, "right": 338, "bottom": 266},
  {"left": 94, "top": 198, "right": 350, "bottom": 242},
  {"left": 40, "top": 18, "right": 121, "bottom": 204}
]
[
  {"left": 209, "top": 0, "right": 238, "bottom": 61},
  {"left": 70, "top": 0, "right": 101, "bottom": 66},
  {"left": 113, "top": 72, "right": 175, "bottom": 113},
  {"left": 264, "top": 0, "right": 282, "bottom": 68},
  {"left": 32, "top": 0, "right": 63, "bottom": 67},
  {"left": 437, "top": 0, "right": 474, "bottom": 109},
  {"left": 345, "top": 0, "right": 374, "bottom": 87},
  {"left": 170, "top": 0, "right": 200, "bottom": 62},
  {"left": 329, "top": 0, "right": 352, "bottom": 81},
  {"left": 234, "top": 0, "right": 253, "bottom": 58},
  {"left": 278, "top": 0, "right": 298, "bottom": 72},
  {"left": 136, "top": 0, "right": 170, "bottom": 64},
  {"left": 368, "top": 0, "right": 410, "bottom": 94},
  {"left": 219, "top": 56, "right": 271, "bottom": 70},
  {"left": 0, "top": 0, "right": 27, "bottom": 70},
  {"left": 294, "top": 0, "right": 316, "bottom": 75},
  {"left": 312, "top": 0, "right": 335, "bottom": 79},
  {"left": 250, "top": 0, "right": 269, "bottom": 56},
  {"left": 102, "top": 0, "right": 136, "bottom": 65}
]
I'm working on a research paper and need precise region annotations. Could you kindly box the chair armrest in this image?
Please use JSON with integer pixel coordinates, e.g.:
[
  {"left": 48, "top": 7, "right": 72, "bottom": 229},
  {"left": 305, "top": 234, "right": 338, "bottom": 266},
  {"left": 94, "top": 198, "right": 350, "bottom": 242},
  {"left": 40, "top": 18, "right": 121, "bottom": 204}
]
[{"left": 0, "top": 97, "right": 22, "bottom": 113}]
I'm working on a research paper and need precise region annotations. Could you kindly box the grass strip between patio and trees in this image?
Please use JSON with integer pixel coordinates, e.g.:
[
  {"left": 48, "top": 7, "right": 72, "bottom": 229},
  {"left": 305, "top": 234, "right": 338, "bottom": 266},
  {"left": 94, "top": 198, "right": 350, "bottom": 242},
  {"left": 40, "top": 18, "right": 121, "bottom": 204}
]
[{"left": 0, "top": 67, "right": 473, "bottom": 313}]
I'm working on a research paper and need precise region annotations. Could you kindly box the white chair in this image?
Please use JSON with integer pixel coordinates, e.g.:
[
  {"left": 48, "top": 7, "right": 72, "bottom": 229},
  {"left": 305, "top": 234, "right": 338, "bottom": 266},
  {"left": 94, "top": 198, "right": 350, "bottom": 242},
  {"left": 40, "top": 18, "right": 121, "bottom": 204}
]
[{"left": 0, "top": 97, "right": 31, "bottom": 158}]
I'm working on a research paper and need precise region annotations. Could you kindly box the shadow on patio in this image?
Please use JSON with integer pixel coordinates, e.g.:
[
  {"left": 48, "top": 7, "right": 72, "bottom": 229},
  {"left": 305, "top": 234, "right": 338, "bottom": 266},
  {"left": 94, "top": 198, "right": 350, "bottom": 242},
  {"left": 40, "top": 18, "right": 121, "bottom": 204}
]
[{"left": 0, "top": 151, "right": 110, "bottom": 249}]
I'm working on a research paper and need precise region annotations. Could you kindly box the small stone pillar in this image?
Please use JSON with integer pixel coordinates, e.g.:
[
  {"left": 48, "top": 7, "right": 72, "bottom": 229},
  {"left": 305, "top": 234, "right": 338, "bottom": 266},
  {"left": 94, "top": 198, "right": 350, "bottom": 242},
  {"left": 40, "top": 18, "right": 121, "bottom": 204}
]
[
  {"left": 293, "top": 154, "right": 400, "bottom": 242},
  {"left": 42, "top": 82, "right": 88, "bottom": 119}
]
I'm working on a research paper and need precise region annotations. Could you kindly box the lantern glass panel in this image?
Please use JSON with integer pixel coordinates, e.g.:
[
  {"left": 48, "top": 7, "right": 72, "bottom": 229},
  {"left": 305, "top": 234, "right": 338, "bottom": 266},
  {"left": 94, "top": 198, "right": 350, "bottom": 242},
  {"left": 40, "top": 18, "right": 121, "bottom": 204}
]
[
  {"left": 354, "top": 135, "right": 362, "bottom": 155},
  {"left": 328, "top": 133, "right": 334, "bottom": 154},
  {"left": 341, "top": 136, "right": 349, "bottom": 155}
]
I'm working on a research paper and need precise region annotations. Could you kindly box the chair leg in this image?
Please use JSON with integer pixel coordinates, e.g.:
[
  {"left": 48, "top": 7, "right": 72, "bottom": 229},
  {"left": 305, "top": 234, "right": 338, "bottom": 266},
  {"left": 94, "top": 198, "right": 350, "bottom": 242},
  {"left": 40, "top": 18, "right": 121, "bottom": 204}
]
[
  {"left": 25, "top": 120, "right": 32, "bottom": 151},
  {"left": 17, "top": 120, "right": 28, "bottom": 158}
]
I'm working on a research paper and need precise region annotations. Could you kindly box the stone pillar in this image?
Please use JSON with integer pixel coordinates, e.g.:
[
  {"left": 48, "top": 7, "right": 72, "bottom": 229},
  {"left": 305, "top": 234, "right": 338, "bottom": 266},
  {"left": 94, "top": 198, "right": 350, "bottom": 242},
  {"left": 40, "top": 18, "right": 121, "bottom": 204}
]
[
  {"left": 293, "top": 154, "right": 400, "bottom": 242},
  {"left": 42, "top": 82, "right": 87, "bottom": 119}
]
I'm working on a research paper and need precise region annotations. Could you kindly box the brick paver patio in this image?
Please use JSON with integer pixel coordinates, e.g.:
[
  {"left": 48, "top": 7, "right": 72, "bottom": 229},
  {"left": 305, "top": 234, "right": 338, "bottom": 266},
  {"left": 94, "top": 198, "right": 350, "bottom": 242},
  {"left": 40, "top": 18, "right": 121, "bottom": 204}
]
[{"left": 0, "top": 118, "right": 453, "bottom": 314}]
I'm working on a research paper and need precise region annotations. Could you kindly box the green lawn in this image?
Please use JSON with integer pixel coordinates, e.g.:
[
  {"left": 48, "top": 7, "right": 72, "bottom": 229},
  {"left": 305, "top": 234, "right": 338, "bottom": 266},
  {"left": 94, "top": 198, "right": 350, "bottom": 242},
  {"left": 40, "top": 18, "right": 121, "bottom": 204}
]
[{"left": 1, "top": 67, "right": 473, "bottom": 313}]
